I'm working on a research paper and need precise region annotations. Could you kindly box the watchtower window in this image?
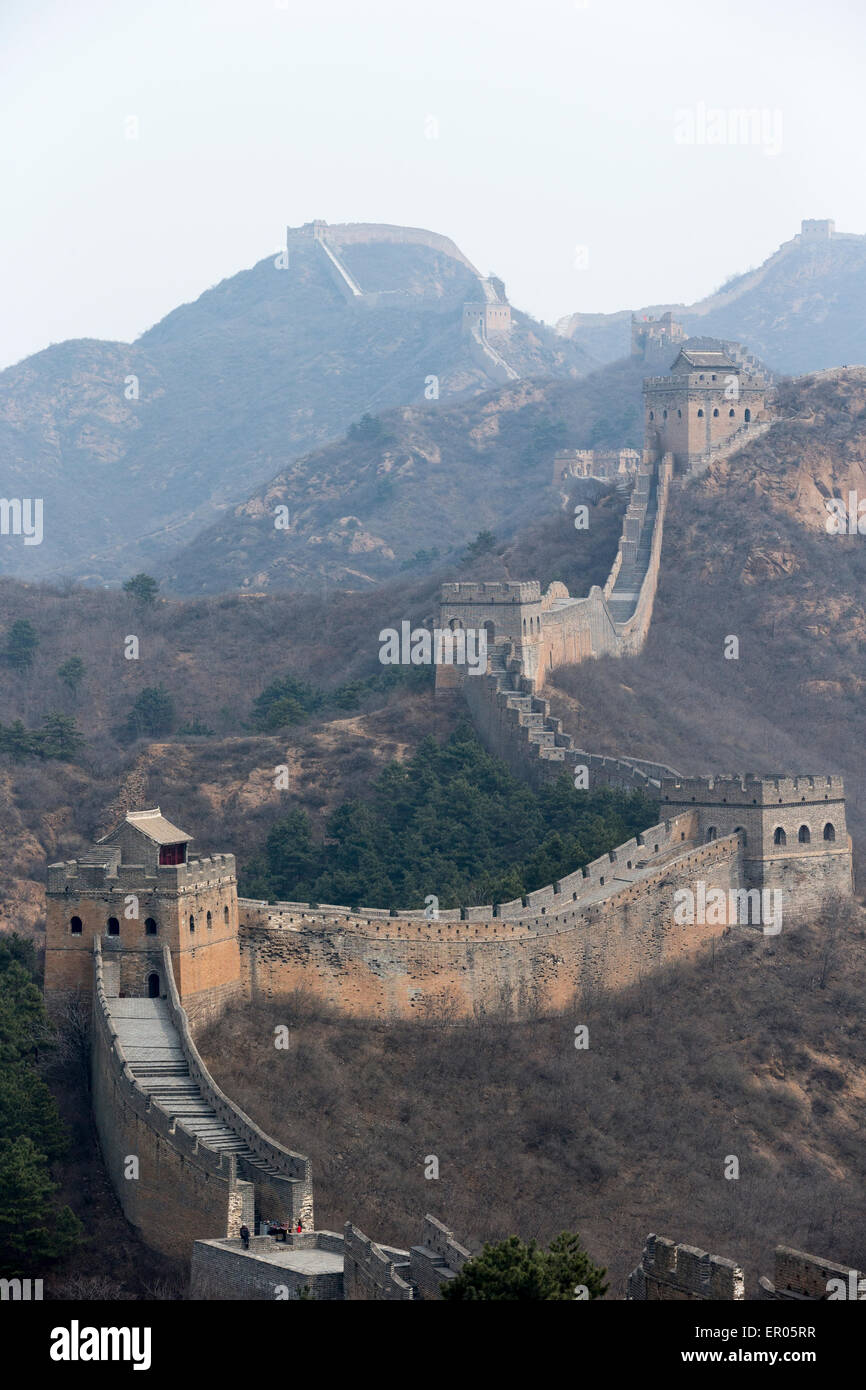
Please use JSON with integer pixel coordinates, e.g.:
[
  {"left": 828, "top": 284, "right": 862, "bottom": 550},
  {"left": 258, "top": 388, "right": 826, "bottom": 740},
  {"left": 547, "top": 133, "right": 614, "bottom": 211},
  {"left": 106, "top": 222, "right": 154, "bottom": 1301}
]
[
  {"left": 107, "top": 917, "right": 120, "bottom": 937},
  {"left": 189, "top": 915, "right": 195, "bottom": 933},
  {"left": 70, "top": 916, "right": 83, "bottom": 935},
  {"left": 677, "top": 409, "right": 682, "bottom": 418},
  {"left": 744, "top": 408, "right": 751, "bottom": 422},
  {"left": 649, "top": 410, "right": 654, "bottom": 421},
  {"left": 224, "top": 905, "right": 230, "bottom": 924},
  {"left": 206, "top": 911, "right": 212, "bottom": 929},
  {"left": 773, "top": 826, "right": 786, "bottom": 846},
  {"left": 823, "top": 822, "right": 836, "bottom": 842},
  {"left": 713, "top": 408, "right": 719, "bottom": 417},
  {"left": 144, "top": 918, "right": 158, "bottom": 936},
  {"left": 729, "top": 408, "right": 735, "bottom": 418},
  {"left": 798, "top": 825, "right": 811, "bottom": 844},
  {"left": 159, "top": 843, "right": 186, "bottom": 866},
  {"left": 697, "top": 409, "right": 704, "bottom": 418}
]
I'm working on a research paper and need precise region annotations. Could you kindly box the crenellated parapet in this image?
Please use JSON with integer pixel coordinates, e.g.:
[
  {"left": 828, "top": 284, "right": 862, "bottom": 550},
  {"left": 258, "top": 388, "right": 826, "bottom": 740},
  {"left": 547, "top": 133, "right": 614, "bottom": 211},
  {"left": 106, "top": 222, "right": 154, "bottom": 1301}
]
[{"left": 628, "top": 1234, "right": 745, "bottom": 1301}]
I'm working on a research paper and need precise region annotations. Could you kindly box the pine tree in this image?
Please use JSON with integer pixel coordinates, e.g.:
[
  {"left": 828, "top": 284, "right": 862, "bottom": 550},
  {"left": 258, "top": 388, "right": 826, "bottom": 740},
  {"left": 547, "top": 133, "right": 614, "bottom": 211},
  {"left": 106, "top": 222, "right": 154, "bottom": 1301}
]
[{"left": 4, "top": 620, "right": 38, "bottom": 670}]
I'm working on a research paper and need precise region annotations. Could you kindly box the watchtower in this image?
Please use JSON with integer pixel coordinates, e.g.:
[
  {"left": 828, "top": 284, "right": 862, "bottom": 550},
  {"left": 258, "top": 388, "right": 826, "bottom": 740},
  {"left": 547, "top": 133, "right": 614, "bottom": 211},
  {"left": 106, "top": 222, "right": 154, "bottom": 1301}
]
[
  {"left": 436, "top": 581, "right": 541, "bottom": 692},
  {"left": 643, "top": 347, "right": 767, "bottom": 471},
  {"left": 659, "top": 775, "right": 852, "bottom": 910},
  {"left": 45, "top": 808, "right": 242, "bottom": 1025}
]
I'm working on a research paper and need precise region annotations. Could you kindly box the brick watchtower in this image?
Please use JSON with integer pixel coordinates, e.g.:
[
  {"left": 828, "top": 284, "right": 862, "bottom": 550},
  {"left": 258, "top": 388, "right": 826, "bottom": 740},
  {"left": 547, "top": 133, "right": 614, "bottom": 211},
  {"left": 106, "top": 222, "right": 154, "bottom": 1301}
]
[
  {"left": 45, "top": 808, "right": 242, "bottom": 1026},
  {"left": 659, "top": 775, "right": 853, "bottom": 910},
  {"left": 435, "top": 581, "right": 541, "bottom": 693},
  {"left": 643, "top": 347, "right": 767, "bottom": 471}
]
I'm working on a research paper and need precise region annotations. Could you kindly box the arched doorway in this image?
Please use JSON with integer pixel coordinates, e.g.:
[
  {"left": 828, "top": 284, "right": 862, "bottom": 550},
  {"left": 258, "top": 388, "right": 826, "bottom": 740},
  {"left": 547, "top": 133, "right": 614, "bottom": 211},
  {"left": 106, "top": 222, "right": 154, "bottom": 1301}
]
[{"left": 147, "top": 972, "right": 160, "bottom": 999}]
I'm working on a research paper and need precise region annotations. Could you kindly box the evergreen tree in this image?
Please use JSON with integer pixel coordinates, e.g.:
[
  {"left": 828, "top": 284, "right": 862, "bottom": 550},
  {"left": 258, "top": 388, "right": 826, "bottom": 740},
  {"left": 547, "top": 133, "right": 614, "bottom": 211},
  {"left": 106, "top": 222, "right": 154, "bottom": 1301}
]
[
  {"left": 4, "top": 620, "right": 38, "bottom": 670},
  {"left": 0, "top": 1137, "right": 82, "bottom": 1276},
  {"left": 441, "top": 1231, "right": 607, "bottom": 1301},
  {"left": 123, "top": 573, "right": 159, "bottom": 605},
  {"left": 124, "top": 686, "right": 176, "bottom": 739},
  {"left": 57, "top": 656, "right": 85, "bottom": 694},
  {"left": 35, "top": 713, "right": 84, "bottom": 761}
]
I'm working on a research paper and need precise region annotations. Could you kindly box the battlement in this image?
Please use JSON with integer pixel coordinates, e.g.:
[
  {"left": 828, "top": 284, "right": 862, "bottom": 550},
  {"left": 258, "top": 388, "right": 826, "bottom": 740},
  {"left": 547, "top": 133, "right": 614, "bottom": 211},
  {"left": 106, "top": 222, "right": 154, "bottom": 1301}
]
[
  {"left": 440, "top": 581, "right": 541, "bottom": 605},
  {"left": 47, "top": 853, "right": 237, "bottom": 895},
  {"left": 630, "top": 1232, "right": 864, "bottom": 1301},
  {"left": 628, "top": 1234, "right": 745, "bottom": 1301},
  {"left": 661, "top": 774, "right": 846, "bottom": 806}
]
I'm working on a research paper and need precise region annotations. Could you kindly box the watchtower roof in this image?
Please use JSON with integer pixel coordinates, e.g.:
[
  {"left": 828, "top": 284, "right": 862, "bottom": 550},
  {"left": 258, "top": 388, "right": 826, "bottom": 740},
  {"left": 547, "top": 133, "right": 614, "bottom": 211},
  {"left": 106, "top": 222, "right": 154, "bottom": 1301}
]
[
  {"left": 98, "top": 807, "right": 193, "bottom": 847},
  {"left": 671, "top": 349, "right": 737, "bottom": 372}
]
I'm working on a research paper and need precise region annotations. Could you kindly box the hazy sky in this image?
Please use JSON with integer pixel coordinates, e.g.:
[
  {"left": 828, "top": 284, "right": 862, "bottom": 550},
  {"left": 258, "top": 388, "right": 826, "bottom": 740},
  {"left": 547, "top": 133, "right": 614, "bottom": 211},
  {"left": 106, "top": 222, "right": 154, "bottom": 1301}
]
[{"left": 2, "top": 0, "right": 865, "bottom": 369}]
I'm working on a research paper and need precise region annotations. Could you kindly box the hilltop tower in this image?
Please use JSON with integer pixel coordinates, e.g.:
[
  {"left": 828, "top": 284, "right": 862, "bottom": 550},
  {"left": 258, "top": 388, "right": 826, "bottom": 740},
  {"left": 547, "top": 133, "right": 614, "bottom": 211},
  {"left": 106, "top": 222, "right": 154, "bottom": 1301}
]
[
  {"left": 643, "top": 346, "right": 767, "bottom": 471},
  {"left": 45, "top": 808, "right": 241, "bottom": 1026},
  {"left": 659, "top": 775, "right": 853, "bottom": 908},
  {"left": 435, "top": 581, "right": 542, "bottom": 693},
  {"left": 631, "top": 311, "right": 686, "bottom": 364}
]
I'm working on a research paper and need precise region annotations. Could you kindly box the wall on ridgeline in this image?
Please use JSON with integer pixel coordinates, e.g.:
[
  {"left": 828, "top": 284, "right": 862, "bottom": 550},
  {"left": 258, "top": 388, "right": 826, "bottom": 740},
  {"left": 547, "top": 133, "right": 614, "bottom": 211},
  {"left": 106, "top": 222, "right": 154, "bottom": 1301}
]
[{"left": 236, "top": 824, "right": 741, "bottom": 1020}]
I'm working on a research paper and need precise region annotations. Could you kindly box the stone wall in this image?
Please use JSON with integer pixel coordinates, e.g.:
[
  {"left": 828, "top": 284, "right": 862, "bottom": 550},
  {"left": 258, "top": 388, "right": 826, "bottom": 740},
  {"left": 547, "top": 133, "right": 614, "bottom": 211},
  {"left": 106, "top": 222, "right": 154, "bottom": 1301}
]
[
  {"left": 342, "top": 1225, "right": 414, "bottom": 1300},
  {"left": 236, "top": 822, "right": 742, "bottom": 1019},
  {"left": 629, "top": 1233, "right": 864, "bottom": 1301},
  {"left": 410, "top": 1216, "right": 471, "bottom": 1300},
  {"left": 90, "top": 943, "right": 238, "bottom": 1260},
  {"left": 628, "top": 1235, "right": 745, "bottom": 1300},
  {"left": 191, "top": 1234, "right": 345, "bottom": 1302}
]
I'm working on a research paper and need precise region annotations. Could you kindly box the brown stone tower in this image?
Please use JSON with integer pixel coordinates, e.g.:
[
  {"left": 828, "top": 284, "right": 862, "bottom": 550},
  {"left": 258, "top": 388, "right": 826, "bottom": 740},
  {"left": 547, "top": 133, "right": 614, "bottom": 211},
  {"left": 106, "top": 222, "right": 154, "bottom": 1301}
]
[
  {"left": 643, "top": 347, "right": 767, "bottom": 471},
  {"left": 45, "top": 807, "right": 241, "bottom": 1026},
  {"left": 659, "top": 775, "right": 853, "bottom": 909}
]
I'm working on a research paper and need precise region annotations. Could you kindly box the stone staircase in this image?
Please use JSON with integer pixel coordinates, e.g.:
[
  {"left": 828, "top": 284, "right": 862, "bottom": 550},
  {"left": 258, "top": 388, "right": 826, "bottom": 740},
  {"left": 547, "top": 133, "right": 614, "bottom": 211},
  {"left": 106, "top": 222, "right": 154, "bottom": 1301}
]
[
  {"left": 111, "top": 999, "right": 283, "bottom": 1179},
  {"left": 689, "top": 418, "right": 774, "bottom": 477},
  {"left": 607, "top": 468, "right": 659, "bottom": 624}
]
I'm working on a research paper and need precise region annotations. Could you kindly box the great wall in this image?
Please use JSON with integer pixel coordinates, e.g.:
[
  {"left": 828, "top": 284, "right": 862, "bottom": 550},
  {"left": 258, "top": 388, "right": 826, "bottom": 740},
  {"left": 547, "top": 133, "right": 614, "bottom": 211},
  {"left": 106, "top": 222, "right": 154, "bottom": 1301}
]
[
  {"left": 40, "top": 325, "right": 858, "bottom": 1296},
  {"left": 286, "top": 220, "right": 521, "bottom": 383}
]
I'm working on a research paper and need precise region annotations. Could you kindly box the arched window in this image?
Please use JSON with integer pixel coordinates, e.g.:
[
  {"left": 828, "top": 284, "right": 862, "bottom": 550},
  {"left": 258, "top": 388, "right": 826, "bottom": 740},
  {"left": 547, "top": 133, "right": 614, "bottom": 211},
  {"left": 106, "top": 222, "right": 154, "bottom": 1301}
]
[
  {"left": 189, "top": 914, "right": 195, "bottom": 933},
  {"left": 649, "top": 410, "right": 654, "bottom": 421},
  {"left": 729, "top": 408, "right": 736, "bottom": 418},
  {"left": 522, "top": 618, "right": 527, "bottom": 634},
  {"left": 224, "top": 905, "right": 230, "bottom": 924},
  {"left": 713, "top": 408, "right": 719, "bottom": 417},
  {"left": 206, "top": 911, "right": 212, "bottom": 929},
  {"left": 70, "top": 916, "right": 83, "bottom": 935},
  {"left": 744, "top": 408, "right": 751, "bottom": 422},
  {"left": 773, "top": 826, "right": 786, "bottom": 846},
  {"left": 677, "top": 409, "right": 682, "bottom": 418},
  {"left": 798, "top": 825, "right": 811, "bottom": 844},
  {"left": 145, "top": 917, "right": 158, "bottom": 936},
  {"left": 107, "top": 917, "right": 120, "bottom": 937},
  {"left": 706, "top": 826, "right": 717, "bottom": 841},
  {"left": 823, "top": 822, "right": 836, "bottom": 842},
  {"left": 663, "top": 409, "right": 668, "bottom": 419},
  {"left": 697, "top": 409, "right": 704, "bottom": 418},
  {"left": 147, "top": 973, "right": 160, "bottom": 999}
]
